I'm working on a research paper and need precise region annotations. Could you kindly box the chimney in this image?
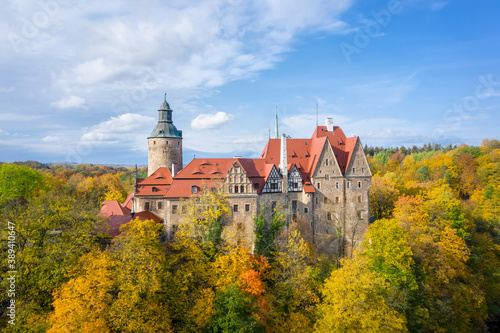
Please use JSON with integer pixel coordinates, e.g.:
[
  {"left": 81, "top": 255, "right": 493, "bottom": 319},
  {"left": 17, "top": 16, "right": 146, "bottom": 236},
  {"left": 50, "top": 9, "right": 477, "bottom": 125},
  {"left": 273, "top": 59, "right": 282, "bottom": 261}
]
[
  {"left": 280, "top": 133, "right": 287, "bottom": 176},
  {"left": 171, "top": 163, "right": 175, "bottom": 177},
  {"left": 280, "top": 133, "right": 288, "bottom": 194},
  {"left": 325, "top": 118, "right": 334, "bottom": 132}
]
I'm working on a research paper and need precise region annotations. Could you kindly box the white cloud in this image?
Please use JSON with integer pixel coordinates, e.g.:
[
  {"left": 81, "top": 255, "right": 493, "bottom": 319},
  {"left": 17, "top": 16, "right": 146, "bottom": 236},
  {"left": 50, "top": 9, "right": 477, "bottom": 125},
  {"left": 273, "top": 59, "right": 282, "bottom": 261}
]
[
  {"left": 51, "top": 96, "right": 86, "bottom": 109},
  {"left": 191, "top": 112, "right": 234, "bottom": 130},
  {"left": 80, "top": 113, "right": 155, "bottom": 151},
  {"left": 0, "top": 86, "right": 15, "bottom": 93},
  {"left": 0, "top": 129, "right": 9, "bottom": 136},
  {"left": 42, "top": 136, "right": 60, "bottom": 142},
  {"left": 1, "top": 0, "right": 353, "bottom": 95}
]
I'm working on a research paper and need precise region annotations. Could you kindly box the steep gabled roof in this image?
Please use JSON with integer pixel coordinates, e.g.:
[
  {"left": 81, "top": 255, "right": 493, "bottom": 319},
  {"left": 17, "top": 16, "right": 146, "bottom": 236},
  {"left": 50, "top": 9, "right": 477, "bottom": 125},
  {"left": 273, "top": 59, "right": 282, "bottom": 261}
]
[
  {"left": 101, "top": 200, "right": 130, "bottom": 216},
  {"left": 135, "top": 167, "right": 173, "bottom": 197},
  {"left": 138, "top": 167, "right": 173, "bottom": 185},
  {"left": 104, "top": 211, "right": 162, "bottom": 237},
  {"left": 344, "top": 137, "right": 359, "bottom": 173},
  {"left": 121, "top": 192, "right": 134, "bottom": 210},
  {"left": 174, "top": 158, "right": 235, "bottom": 179}
]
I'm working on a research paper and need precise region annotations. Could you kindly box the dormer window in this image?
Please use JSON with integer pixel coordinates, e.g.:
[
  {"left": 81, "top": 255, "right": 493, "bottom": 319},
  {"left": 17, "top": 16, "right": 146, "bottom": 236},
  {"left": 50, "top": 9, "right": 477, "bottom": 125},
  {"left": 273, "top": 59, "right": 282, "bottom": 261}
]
[
  {"left": 191, "top": 186, "right": 198, "bottom": 194},
  {"left": 152, "top": 187, "right": 158, "bottom": 193}
]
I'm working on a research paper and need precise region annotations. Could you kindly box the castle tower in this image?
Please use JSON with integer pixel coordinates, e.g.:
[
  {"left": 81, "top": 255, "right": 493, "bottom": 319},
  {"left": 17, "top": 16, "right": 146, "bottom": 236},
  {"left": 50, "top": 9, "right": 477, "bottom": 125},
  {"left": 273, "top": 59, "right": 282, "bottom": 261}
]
[{"left": 148, "top": 94, "right": 183, "bottom": 176}]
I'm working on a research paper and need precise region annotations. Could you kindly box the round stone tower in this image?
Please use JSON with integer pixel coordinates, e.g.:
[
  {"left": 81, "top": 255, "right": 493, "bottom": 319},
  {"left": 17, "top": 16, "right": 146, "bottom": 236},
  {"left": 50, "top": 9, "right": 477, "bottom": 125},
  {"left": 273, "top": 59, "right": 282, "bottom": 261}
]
[{"left": 148, "top": 95, "right": 183, "bottom": 176}]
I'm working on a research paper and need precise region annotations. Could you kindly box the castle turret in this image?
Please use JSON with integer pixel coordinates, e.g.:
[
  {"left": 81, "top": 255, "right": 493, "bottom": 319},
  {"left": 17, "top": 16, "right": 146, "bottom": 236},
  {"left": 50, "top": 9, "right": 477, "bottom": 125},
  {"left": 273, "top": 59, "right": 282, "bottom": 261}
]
[{"left": 148, "top": 94, "right": 183, "bottom": 176}]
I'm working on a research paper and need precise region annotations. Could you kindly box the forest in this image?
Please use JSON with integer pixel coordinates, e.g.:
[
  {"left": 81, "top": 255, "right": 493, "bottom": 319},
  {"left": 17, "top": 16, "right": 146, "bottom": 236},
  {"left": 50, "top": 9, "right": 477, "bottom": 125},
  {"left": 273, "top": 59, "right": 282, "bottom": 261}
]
[{"left": 0, "top": 139, "right": 499, "bottom": 332}]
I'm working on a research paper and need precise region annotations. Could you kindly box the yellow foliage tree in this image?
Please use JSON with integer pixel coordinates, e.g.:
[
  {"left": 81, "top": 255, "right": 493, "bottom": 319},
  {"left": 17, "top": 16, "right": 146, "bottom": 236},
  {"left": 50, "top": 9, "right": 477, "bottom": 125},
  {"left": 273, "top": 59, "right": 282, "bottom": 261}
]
[
  {"left": 48, "top": 250, "right": 115, "bottom": 333},
  {"left": 315, "top": 256, "right": 408, "bottom": 333},
  {"left": 369, "top": 175, "right": 400, "bottom": 219}
]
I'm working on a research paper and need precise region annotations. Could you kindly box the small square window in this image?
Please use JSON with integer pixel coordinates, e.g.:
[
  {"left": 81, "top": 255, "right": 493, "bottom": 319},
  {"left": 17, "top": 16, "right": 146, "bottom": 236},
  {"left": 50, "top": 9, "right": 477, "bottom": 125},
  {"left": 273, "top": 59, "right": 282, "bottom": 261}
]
[
  {"left": 145, "top": 202, "right": 150, "bottom": 210},
  {"left": 347, "top": 182, "right": 351, "bottom": 189},
  {"left": 358, "top": 181, "right": 362, "bottom": 189},
  {"left": 233, "top": 204, "right": 238, "bottom": 212},
  {"left": 158, "top": 201, "right": 162, "bottom": 209},
  {"left": 245, "top": 204, "right": 250, "bottom": 212},
  {"left": 335, "top": 182, "right": 339, "bottom": 189},
  {"left": 304, "top": 207, "right": 309, "bottom": 213},
  {"left": 352, "top": 167, "right": 356, "bottom": 174},
  {"left": 362, "top": 167, "right": 365, "bottom": 174},
  {"left": 317, "top": 182, "right": 321, "bottom": 189},
  {"left": 172, "top": 205, "right": 177, "bottom": 214}
]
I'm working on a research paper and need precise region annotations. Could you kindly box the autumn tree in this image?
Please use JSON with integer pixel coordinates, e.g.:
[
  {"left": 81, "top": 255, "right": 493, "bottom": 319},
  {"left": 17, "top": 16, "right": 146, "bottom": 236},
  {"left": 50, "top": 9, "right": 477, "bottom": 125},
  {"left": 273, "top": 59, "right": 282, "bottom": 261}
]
[
  {"left": 270, "top": 229, "right": 319, "bottom": 332},
  {"left": 315, "top": 255, "right": 408, "bottom": 333},
  {"left": 394, "top": 193, "right": 488, "bottom": 332},
  {"left": 0, "top": 173, "right": 102, "bottom": 332},
  {"left": 48, "top": 218, "right": 172, "bottom": 333},
  {"left": 203, "top": 284, "right": 264, "bottom": 333},
  {"left": 254, "top": 205, "right": 285, "bottom": 259},
  {"left": 0, "top": 163, "right": 44, "bottom": 204},
  {"left": 369, "top": 175, "right": 399, "bottom": 219},
  {"left": 178, "top": 186, "right": 231, "bottom": 257},
  {"left": 107, "top": 218, "right": 172, "bottom": 332},
  {"left": 48, "top": 251, "right": 115, "bottom": 333}
]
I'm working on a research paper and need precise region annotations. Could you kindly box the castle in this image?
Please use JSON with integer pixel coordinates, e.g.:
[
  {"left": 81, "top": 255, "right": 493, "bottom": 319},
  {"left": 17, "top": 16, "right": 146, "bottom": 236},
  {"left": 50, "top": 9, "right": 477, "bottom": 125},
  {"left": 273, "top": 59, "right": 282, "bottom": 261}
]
[{"left": 132, "top": 96, "right": 372, "bottom": 250}]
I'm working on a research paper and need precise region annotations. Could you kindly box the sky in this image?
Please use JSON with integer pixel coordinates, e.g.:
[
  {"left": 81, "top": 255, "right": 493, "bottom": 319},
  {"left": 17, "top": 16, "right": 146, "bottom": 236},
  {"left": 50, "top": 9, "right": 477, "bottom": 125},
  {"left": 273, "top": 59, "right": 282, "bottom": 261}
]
[{"left": 0, "top": 0, "right": 499, "bottom": 166}]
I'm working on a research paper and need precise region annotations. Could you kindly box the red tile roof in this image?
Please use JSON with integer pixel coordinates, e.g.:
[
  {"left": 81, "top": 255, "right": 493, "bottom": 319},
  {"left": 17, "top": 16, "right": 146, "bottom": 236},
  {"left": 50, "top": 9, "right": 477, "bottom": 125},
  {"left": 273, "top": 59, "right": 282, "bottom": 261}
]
[
  {"left": 135, "top": 167, "right": 173, "bottom": 197},
  {"left": 138, "top": 126, "right": 358, "bottom": 199},
  {"left": 122, "top": 192, "right": 134, "bottom": 210},
  {"left": 101, "top": 200, "right": 130, "bottom": 216},
  {"left": 104, "top": 212, "right": 162, "bottom": 237}
]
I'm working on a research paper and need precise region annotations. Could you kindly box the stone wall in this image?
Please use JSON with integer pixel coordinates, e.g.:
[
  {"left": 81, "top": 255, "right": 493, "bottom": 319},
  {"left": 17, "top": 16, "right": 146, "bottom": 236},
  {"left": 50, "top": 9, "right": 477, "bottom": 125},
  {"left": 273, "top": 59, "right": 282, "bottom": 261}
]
[{"left": 148, "top": 137, "right": 183, "bottom": 176}]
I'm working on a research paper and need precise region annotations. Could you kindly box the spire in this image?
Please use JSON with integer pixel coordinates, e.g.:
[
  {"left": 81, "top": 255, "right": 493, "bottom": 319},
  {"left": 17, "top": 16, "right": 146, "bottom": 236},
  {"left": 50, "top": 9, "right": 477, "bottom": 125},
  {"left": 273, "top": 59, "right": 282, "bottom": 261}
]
[
  {"left": 131, "top": 164, "right": 137, "bottom": 218},
  {"left": 149, "top": 95, "right": 182, "bottom": 138},
  {"left": 134, "top": 164, "right": 138, "bottom": 194},
  {"left": 274, "top": 104, "right": 279, "bottom": 139}
]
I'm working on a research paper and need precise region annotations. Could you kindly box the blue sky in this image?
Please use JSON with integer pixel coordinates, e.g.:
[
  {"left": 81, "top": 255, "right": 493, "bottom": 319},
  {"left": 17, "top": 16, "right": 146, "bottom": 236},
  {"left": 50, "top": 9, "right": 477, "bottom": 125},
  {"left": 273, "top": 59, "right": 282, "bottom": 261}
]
[{"left": 0, "top": 0, "right": 499, "bottom": 165}]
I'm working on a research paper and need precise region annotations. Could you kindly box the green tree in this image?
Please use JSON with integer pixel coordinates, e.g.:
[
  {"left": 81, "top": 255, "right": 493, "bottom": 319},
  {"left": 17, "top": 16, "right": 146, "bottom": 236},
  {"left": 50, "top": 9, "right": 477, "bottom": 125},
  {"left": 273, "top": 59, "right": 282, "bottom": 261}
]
[
  {"left": 0, "top": 163, "right": 44, "bottom": 204},
  {"left": 254, "top": 206, "right": 285, "bottom": 259},
  {"left": 203, "top": 284, "right": 264, "bottom": 333}
]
